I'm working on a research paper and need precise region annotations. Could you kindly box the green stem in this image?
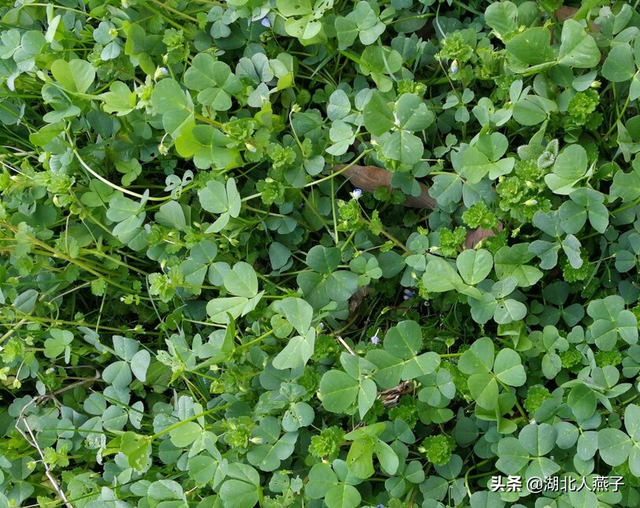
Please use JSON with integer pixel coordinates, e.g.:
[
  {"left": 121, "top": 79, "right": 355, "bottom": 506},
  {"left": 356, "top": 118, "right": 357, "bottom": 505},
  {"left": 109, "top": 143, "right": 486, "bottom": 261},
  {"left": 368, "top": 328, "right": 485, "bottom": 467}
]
[
  {"left": 611, "top": 195, "right": 640, "bottom": 215},
  {"left": 464, "top": 459, "right": 492, "bottom": 496},
  {"left": 603, "top": 79, "right": 632, "bottom": 140},
  {"left": 360, "top": 217, "right": 410, "bottom": 254},
  {"left": 237, "top": 329, "right": 275, "bottom": 351},
  {"left": 74, "top": 149, "right": 171, "bottom": 202},
  {"left": 151, "top": 403, "right": 231, "bottom": 440}
]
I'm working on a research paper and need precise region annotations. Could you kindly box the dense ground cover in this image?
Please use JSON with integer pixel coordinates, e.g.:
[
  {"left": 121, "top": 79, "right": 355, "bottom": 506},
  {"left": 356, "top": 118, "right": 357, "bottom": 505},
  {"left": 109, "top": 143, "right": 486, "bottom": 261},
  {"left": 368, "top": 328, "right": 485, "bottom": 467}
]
[{"left": 2, "top": 0, "right": 640, "bottom": 507}]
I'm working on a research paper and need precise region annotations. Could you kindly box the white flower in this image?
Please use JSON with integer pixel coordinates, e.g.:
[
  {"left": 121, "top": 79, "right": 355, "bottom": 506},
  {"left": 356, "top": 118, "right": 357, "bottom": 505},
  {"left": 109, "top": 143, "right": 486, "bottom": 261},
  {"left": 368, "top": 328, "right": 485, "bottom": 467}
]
[
  {"left": 154, "top": 67, "right": 169, "bottom": 80},
  {"left": 351, "top": 188, "right": 362, "bottom": 200}
]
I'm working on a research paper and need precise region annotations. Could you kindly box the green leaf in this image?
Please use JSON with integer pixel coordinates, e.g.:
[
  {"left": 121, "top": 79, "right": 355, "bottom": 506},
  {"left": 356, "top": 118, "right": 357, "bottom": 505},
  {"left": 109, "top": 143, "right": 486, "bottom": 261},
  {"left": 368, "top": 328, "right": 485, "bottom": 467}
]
[
  {"left": 282, "top": 402, "right": 314, "bottom": 432},
  {"left": 496, "top": 437, "right": 530, "bottom": 474},
  {"left": 610, "top": 159, "right": 640, "bottom": 202},
  {"left": 327, "top": 90, "right": 351, "bottom": 121},
  {"left": 363, "top": 91, "right": 394, "bottom": 136},
  {"left": 558, "top": 19, "right": 601, "bottom": 68},
  {"left": 513, "top": 96, "right": 557, "bottom": 126},
  {"left": 131, "top": 350, "right": 150, "bottom": 382},
  {"left": 367, "top": 350, "right": 404, "bottom": 389},
  {"left": 156, "top": 201, "right": 187, "bottom": 231},
  {"left": 624, "top": 404, "right": 640, "bottom": 441},
  {"left": 493, "top": 348, "right": 526, "bottom": 386},
  {"left": 151, "top": 78, "right": 188, "bottom": 114},
  {"left": 458, "top": 337, "right": 495, "bottom": 375},
  {"left": 122, "top": 432, "right": 152, "bottom": 471},
  {"left": 519, "top": 423, "right": 556, "bottom": 456},
  {"left": 325, "top": 483, "right": 361, "bottom": 508},
  {"left": 462, "top": 146, "right": 514, "bottom": 184},
  {"left": 422, "top": 258, "right": 463, "bottom": 293},
  {"left": 346, "top": 438, "right": 375, "bottom": 478},
  {"left": 305, "top": 463, "right": 337, "bottom": 499},
  {"left": 335, "top": 16, "right": 358, "bottom": 49},
  {"left": 176, "top": 125, "right": 240, "bottom": 170},
  {"left": 320, "top": 370, "right": 359, "bottom": 413},
  {"left": 384, "top": 320, "right": 422, "bottom": 359},
  {"left": 456, "top": 249, "right": 493, "bottom": 285},
  {"left": 102, "top": 81, "right": 136, "bottom": 115},
  {"left": 567, "top": 384, "right": 597, "bottom": 421},
  {"left": 429, "top": 174, "right": 462, "bottom": 207},
  {"left": 630, "top": 74, "right": 640, "bottom": 101},
  {"left": 188, "top": 455, "right": 218, "bottom": 486},
  {"left": 602, "top": 44, "right": 635, "bottom": 82},
  {"left": 562, "top": 234, "right": 582, "bottom": 269},
  {"left": 485, "top": 1, "right": 518, "bottom": 40},
  {"left": 526, "top": 456, "right": 560, "bottom": 481},
  {"left": 382, "top": 130, "right": 424, "bottom": 166},
  {"left": 44, "top": 328, "right": 73, "bottom": 360},
  {"left": 284, "top": 16, "right": 322, "bottom": 41},
  {"left": 494, "top": 244, "right": 543, "bottom": 287},
  {"left": 545, "top": 144, "right": 588, "bottom": 195},
  {"left": 468, "top": 372, "right": 498, "bottom": 410},
  {"left": 493, "top": 299, "right": 527, "bottom": 324},
  {"left": 629, "top": 443, "right": 640, "bottom": 476},
  {"left": 103, "top": 360, "right": 132, "bottom": 388},
  {"left": 51, "top": 59, "right": 95, "bottom": 94},
  {"left": 272, "top": 329, "right": 315, "bottom": 370},
  {"left": 148, "top": 480, "right": 185, "bottom": 503},
  {"left": 276, "top": 0, "right": 311, "bottom": 17},
  {"left": 402, "top": 352, "right": 440, "bottom": 379},
  {"left": 170, "top": 421, "right": 202, "bottom": 448},
  {"left": 506, "top": 28, "right": 554, "bottom": 65},
  {"left": 470, "top": 491, "right": 506, "bottom": 508},
  {"left": 598, "top": 428, "right": 632, "bottom": 466},
  {"left": 224, "top": 262, "right": 259, "bottom": 297},
  {"left": 326, "top": 271, "right": 359, "bottom": 302},
  {"left": 350, "top": 1, "right": 385, "bottom": 45},
  {"left": 618, "top": 310, "right": 638, "bottom": 345},
  {"left": 185, "top": 54, "right": 242, "bottom": 92},
  {"left": 306, "top": 245, "right": 341, "bottom": 273},
  {"left": 374, "top": 439, "right": 399, "bottom": 475},
  {"left": 206, "top": 294, "right": 263, "bottom": 323},
  {"left": 219, "top": 479, "right": 259, "bottom": 508},
  {"left": 395, "top": 93, "right": 434, "bottom": 132},
  {"left": 273, "top": 298, "right": 313, "bottom": 335},
  {"left": 358, "top": 378, "right": 378, "bottom": 419}
]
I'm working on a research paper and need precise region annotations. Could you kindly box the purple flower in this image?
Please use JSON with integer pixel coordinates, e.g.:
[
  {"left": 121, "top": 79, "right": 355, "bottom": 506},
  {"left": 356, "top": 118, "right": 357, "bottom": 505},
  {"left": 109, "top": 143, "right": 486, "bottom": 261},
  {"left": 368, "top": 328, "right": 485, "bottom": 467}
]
[
  {"left": 351, "top": 188, "right": 362, "bottom": 200},
  {"left": 260, "top": 17, "right": 271, "bottom": 28},
  {"left": 403, "top": 289, "right": 414, "bottom": 300},
  {"left": 370, "top": 328, "right": 380, "bottom": 345}
]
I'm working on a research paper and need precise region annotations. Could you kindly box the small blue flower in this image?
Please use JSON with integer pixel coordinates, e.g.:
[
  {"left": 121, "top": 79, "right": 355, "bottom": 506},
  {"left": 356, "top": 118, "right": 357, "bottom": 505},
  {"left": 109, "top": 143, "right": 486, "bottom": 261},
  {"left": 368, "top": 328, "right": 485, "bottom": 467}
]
[
  {"left": 260, "top": 17, "right": 271, "bottom": 28},
  {"left": 370, "top": 328, "right": 380, "bottom": 345},
  {"left": 351, "top": 188, "right": 362, "bottom": 200},
  {"left": 450, "top": 60, "right": 458, "bottom": 74},
  {"left": 403, "top": 289, "right": 414, "bottom": 300},
  {"left": 377, "top": 504, "right": 384, "bottom": 508}
]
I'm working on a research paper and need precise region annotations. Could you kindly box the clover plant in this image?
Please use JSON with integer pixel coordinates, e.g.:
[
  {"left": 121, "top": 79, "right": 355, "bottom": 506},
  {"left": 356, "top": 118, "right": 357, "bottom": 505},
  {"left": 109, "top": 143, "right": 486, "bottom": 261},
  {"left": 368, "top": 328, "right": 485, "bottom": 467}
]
[{"left": 1, "top": 1, "right": 640, "bottom": 508}]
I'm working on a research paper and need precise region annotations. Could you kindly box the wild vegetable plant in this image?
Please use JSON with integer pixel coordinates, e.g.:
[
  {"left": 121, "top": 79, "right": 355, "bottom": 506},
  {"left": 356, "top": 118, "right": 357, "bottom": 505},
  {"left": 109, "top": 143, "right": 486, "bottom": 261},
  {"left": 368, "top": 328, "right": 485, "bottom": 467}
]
[{"left": 1, "top": 1, "right": 640, "bottom": 508}]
